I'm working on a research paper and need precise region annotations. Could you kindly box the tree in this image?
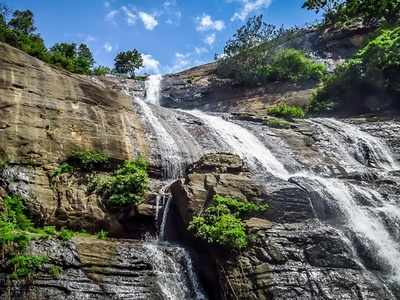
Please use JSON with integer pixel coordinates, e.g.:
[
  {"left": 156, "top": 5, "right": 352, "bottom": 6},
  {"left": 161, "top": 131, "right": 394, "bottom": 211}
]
[
  {"left": 114, "top": 49, "right": 143, "bottom": 78},
  {"left": 303, "top": 0, "right": 400, "bottom": 25},
  {"left": 223, "top": 15, "right": 281, "bottom": 57},
  {"left": 0, "top": 3, "right": 10, "bottom": 26},
  {"left": 8, "top": 10, "right": 36, "bottom": 35},
  {"left": 50, "top": 42, "right": 77, "bottom": 58},
  {"left": 75, "top": 43, "right": 95, "bottom": 74},
  {"left": 93, "top": 65, "right": 111, "bottom": 76}
]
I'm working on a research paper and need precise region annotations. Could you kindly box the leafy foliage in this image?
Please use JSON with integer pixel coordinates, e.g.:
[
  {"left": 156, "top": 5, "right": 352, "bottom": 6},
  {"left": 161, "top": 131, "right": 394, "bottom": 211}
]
[
  {"left": 90, "top": 157, "right": 149, "bottom": 208},
  {"left": 188, "top": 195, "right": 268, "bottom": 250},
  {"left": 114, "top": 49, "right": 144, "bottom": 78},
  {"left": 93, "top": 65, "right": 111, "bottom": 76},
  {"left": 97, "top": 229, "right": 108, "bottom": 240},
  {"left": 217, "top": 15, "right": 325, "bottom": 86},
  {"left": 0, "top": 4, "right": 96, "bottom": 74},
  {"left": 49, "top": 265, "right": 62, "bottom": 279},
  {"left": 51, "top": 162, "right": 74, "bottom": 178},
  {"left": 9, "top": 255, "right": 47, "bottom": 279},
  {"left": 257, "top": 48, "right": 326, "bottom": 83},
  {"left": 267, "top": 103, "right": 305, "bottom": 119},
  {"left": 303, "top": 0, "right": 400, "bottom": 25},
  {"left": 310, "top": 26, "right": 400, "bottom": 113},
  {"left": 69, "top": 149, "right": 110, "bottom": 171}
]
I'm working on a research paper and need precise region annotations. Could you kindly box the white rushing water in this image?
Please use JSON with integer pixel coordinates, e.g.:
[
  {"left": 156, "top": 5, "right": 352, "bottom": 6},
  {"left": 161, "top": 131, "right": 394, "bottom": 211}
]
[
  {"left": 310, "top": 118, "right": 399, "bottom": 171},
  {"left": 185, "top": 110, "right": 290, "bottom": 180},
  {"left": 145, "top": 74, "right": 163, "bottom": 105},
  {"left": 306, "top": 176, "right": 400, "bottom": 281},
  {"left": 144, "top": 242, "right": 206, "bottom": 300}
]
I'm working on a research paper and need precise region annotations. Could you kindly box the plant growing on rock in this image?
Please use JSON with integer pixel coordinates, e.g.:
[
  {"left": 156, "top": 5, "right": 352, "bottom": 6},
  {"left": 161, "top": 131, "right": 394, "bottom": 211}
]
[
  {"left": 310, "top": 26, "right": 400, "bottom": 114},
  {"left": 188, "top": 195, "right": 268, "bottom": 250},
  {"left": 69, "top": 149, "right": 110, "bottom": 171},
  {"left": 90, "top": 157, "right": 149, "bottom": 208},
  {"left": 9, "top": 255, "right": 47, "bottom": 279},
  {"left": 267, "top": 103, "right": 305, "bottom": 119}
]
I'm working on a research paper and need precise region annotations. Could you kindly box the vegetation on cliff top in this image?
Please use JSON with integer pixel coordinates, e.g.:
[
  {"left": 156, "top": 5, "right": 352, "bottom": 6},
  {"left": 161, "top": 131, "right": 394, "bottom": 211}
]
[
  {"left": 188, "top": 195, "right": 268, "bottom": 250},
  {"left": 310, "top": 25, "right": 400, "bottom": 114},
  {"left": 216, "top": 15, "right": 327, "bottom": 86},
  {"left": 0, "top": 3, "right": 144, "bottom": 77}
]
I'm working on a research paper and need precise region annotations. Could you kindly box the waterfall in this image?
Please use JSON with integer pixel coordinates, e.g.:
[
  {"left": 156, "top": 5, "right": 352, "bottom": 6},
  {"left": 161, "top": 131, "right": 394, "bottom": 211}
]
[
  {"left": 309, "top": 118, "right": 399, "bottom": 171},
  {"left": 143, "top": 242, "right": 207, "bottom": 300},
  {"left": 145, "top": 74, "right": 163, "bottom": 105},
  {"left": 185, "top": 110, "right": 290, "bottom": 180},
  {"left": 179, "top": 111, "right": 400, "bottom": 286}
]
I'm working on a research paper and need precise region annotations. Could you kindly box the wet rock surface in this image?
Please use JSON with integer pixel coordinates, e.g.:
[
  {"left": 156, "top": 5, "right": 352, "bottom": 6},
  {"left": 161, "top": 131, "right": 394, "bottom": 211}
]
[
  {"left": 171, "top": 153, "right": 398, "bottom": 300},
  {"left": 0, "top": 238, "right": 163, "bottom": 300}
]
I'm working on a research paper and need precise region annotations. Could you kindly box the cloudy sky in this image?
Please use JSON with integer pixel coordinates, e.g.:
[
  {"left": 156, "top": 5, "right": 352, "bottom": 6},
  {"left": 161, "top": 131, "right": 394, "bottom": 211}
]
[{"left": 6, "top": 0, "right": 320, "bottom": 74}]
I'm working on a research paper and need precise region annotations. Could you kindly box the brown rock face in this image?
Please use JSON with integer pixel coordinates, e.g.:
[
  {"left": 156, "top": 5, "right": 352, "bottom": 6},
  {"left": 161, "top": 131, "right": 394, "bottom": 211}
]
[
  {"left": 171, "top": 153, "right": 265, "bottom": 226},
  {"left": 0, "top": 42, "right": 148, "bottom": 231}
]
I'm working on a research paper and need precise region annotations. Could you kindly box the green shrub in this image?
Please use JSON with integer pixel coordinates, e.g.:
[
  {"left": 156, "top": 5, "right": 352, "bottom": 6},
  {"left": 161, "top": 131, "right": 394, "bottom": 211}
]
[
  {"left": 49, "top": 265, "right": 62, "bottom": 279},
  {"left": 189, "top": 214, "right": 247, "bottom": 250},
  {"left": 267, "top": 103, "right": 305, "bottom": 119},
  {"left": 97, "top": 229, "right": 108, "bottom": 240},
  {"left": 310, "top": 27, "right": 400, "bottom": 113},
  {"left": 51, "top": 162, "right": 74, "bottom": 178},
  {"left": 70, "top": 149, "right": 110, "bottom": 171},
  {"left": 258, "top": 48, "right": 326, "bottom": 82},
  {"left": 90, "top": 157, "right": 149, "bottom": 208},
  {"left": 188, "top": 195, "right": 268, "bottom": 250},
  {"left": 213, "top": 195, "right": 268, "bottom": 217},
  {"left": 9, "top": 255, "right": 47, "bottom": 279},
  {"left": 57, "top": 229, "right": 75, "bottom": 241},
  {"left": 93, "top": 65, "right": 111, "bottom": 76}
]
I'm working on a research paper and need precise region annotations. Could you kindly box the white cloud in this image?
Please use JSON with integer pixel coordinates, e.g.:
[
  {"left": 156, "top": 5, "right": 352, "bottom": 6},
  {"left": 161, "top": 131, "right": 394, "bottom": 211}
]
[
  {"left": 139, "top": 12, "right": 158, "bottom": 30},
  {"left": 162, "top": 0, "right": 182, "bottom": 25},
  {"left": 195, "top": 47, "right": 208, "bottom": 55},
  {"left": 121, "top": 6, "right": 138, "bottom": 25},
  {"left": 139, "top": 54, "right": 161, "bottom": 74},
  {"left": 104, "top": 1, "right": 110, "bottom": 8},
  {"left": 196, "top": 14, "right": 225, "bottom": 31},
  {"left": 105, "top": 10, "right": 119, "bottom": 23},
  {"left": 204, "top": 33, "right": 216, "bottom": 46},
  {"left": 231, "top": 0, "right": 272, "bottom": 21},
  {"left": 103, "top": 42, "right": 113, "bottom": 53},
  {"left": 164, "top": 50, "right": 207, "bottom": 74}
]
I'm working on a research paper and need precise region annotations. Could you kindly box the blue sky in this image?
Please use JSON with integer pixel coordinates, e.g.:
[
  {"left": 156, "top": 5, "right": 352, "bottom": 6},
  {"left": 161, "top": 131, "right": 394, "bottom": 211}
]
[{"left": 5, "top": 0, "right": 321, "bottom": 74}]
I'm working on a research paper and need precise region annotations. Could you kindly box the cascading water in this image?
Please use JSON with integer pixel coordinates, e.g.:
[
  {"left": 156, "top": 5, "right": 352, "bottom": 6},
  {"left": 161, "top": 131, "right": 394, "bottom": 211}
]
[
  {"left": 308, "top": 118, "right": 399, "bottom": 171},
  {"left": 185, "top": 110, "right": 290, "bottom": 180},
  {"left": 145, "top": 74, "right": 163, "bottom": 105},
  {"left": 179, "top": 111, "right": 400, "bottom": 288}
]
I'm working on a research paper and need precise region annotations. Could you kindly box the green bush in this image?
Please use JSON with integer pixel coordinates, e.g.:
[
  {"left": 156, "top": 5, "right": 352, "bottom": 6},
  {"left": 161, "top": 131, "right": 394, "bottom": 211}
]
[
  {"left": 49, "top": 265, "right": 62, "bottom": 279},
  {"left": 310, "top": 27, "right": 400, "bottom": 113},
  {"left": 51, "top": 162, "right": 74, "bottom": 178},
  {"left": 97, "top": 229, "right": 108, "bottom": 240},
  {"left": 93, "top": 65, "right": 111, "bottom": 76},
  {"left": 57, "top": 229, "right": 75, "bottom": 241},
  {"left": 90, "top": 157, "right": 149, "bottom": 208},
  {"left": 267, "top": 103, "right": 305, "bottom": 119},
  {"left": 70, "top": 149, "right": 110, "bottom": 171},
  {"left": 188, "top": 195, "right": 268, "bottom": 250},
  {"left": 9, "top": 255, "right": 47, "bottom": 279},
  {"left": 258, "top": 49, "right": 327, "bottom": 82}
]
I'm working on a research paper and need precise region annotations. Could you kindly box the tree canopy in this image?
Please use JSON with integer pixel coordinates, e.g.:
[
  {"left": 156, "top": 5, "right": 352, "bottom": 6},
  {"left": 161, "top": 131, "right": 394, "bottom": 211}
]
[{"left": 114, "top": 50, "right": 143, "bottom": 78}]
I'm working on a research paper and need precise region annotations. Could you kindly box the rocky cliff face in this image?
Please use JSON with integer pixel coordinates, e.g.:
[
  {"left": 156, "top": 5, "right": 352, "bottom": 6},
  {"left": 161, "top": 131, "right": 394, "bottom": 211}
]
[
  {"left": 1, "top": 40, "right": 400, "bottom": 300},
  {"left": 160, "top": 23, "right": 376, "bottom": 114}
]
